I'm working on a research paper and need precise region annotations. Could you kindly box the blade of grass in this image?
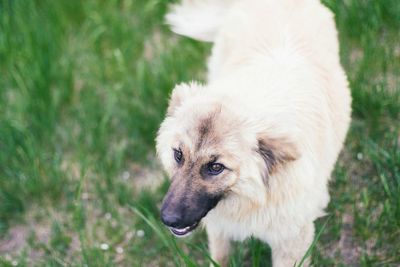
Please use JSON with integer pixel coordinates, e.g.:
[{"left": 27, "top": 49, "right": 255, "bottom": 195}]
[
  {"left": 129, "top": 205, "right": 198, "bottom": 267},
  {"left": 296, "top": 216, "right": 331, "bottom": 267}
]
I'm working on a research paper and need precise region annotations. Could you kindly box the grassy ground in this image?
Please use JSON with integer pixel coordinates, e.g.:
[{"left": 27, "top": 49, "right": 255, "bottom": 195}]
[{"left": 0, "top": 0, "right": 399, "bottom": 266}]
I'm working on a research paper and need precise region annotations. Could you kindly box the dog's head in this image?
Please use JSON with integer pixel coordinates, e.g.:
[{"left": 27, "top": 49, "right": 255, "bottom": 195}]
[{"left": 156, "top": 82, "right": 298, "bottom": 237}]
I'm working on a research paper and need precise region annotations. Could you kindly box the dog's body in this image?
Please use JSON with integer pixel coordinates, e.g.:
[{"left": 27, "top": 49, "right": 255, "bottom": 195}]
[{"left": 156, "top": 0, "right": 351, "bottom": 266}]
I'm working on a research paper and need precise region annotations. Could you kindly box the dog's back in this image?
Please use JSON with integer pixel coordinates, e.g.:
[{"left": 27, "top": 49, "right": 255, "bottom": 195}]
[{"left": 167, "top": 0, "right": 351, "bottom": 168}]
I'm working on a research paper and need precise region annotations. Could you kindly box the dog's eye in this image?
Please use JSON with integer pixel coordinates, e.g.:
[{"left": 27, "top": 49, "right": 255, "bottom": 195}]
[
  {"left": 208, "top": 163, "right": 224, "bottom": 175},
  {"left": 173, "top": 149, "right": 183, "bottom": 163}
]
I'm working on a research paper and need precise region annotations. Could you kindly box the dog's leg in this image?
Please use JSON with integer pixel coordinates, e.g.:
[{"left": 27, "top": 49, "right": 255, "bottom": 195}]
[
  {"left": 269, "top": 223, "right": 315, "bottom": 267},
  {"left": 207, "top": 226, "right": 231, "bottom": 267}
]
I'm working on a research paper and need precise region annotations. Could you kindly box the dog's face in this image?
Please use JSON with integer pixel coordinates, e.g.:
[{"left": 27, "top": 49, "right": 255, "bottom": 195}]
[{"left": 156, "top": 83, "right": 298, "bottom": 237}]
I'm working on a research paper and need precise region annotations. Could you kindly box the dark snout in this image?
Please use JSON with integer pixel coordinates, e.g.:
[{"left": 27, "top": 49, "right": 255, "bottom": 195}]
[
  {"left": 160, "top": 180, "right": 223, "bottom": 236},
  {"left": 160, "top": 191, "right": 188, "bottom": 229}
]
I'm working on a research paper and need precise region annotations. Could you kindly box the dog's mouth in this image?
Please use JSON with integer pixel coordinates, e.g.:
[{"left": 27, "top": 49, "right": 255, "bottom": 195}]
[{"left": 168, "top": 222, "right": 199, "bottom": 237}]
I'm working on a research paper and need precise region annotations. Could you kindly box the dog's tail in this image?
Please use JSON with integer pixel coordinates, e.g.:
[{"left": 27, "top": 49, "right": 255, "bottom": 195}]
[{"left": 165, "top": 0, "right": 237, "bottom": 42}]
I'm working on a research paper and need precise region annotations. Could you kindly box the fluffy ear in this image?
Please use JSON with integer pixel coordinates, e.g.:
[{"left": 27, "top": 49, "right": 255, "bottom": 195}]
[
  {"left": 167, "top": 82, "right": 200, "bottom": 116},
  {"left": 257, "top": 136, "right": 299, "bottom": 178}
]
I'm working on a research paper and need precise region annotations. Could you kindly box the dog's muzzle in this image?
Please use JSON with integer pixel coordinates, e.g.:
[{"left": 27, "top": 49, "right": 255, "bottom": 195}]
[{"left": 160, "top": 185, "right": 223, "bottom": 237}]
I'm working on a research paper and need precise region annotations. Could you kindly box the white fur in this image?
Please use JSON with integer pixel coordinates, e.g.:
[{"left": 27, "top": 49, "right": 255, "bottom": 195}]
[
  {"left": 158, "top": 0, "right": 351, "bottom": 266},
  {"left": 166, "top": 0, "right": 238, "bottom": 42}
]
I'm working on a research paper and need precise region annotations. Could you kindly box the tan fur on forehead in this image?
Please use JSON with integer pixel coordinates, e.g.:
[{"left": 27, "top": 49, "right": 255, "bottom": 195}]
[
  {"left": 172, "top": 99, "right": 244, "bottom": 155},
  {"left": 194, "top": 105, "right": 223, "bottom": 151}
]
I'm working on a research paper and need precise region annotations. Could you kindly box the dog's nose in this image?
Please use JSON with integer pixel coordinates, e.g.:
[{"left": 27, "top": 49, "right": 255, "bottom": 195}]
[{"left": 161, "top": 210, "right": 182, "bottom": 228}]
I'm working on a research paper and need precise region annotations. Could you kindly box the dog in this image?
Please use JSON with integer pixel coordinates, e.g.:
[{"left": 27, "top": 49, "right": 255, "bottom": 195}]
[{"left": 156, "top": 0, "right": 351, "bottom": 266}]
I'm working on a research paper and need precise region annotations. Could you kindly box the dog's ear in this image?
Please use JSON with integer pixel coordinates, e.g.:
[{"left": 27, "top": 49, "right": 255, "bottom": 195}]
[
  {"left": 167, "top": 82, "right": 200, "bottom": 116},
  {"left": 257, "top": 136, "right": 299, "bottom": 178}
]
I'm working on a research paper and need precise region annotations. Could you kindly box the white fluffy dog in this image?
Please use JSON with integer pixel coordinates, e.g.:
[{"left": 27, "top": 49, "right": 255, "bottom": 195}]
[{"left": 156, "top": 0, "right": 351, "bottom": 266}]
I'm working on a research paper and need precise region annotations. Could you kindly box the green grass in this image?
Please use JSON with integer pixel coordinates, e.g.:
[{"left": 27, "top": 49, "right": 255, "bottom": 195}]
[{"left": 0, "top": 0, "right": 399, "bottom": 266}]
